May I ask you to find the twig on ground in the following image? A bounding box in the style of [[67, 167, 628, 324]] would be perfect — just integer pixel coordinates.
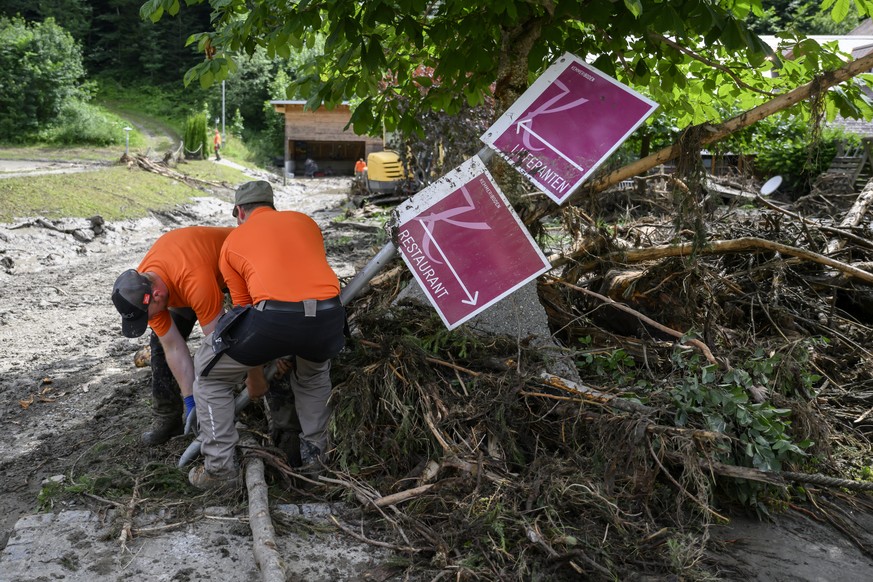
[[329, 515, 421, 553]]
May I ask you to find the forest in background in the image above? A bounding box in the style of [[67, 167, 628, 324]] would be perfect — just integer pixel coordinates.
[[0, 0, 311, 163], [0, 0, 870, 182]]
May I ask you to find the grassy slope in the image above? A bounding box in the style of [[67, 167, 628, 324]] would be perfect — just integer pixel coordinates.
[[0, 159, 249, 223], [0, 95, 256, 222]]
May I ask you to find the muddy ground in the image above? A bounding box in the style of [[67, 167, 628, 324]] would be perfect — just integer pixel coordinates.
[[0, 158, 872, 581], [0, 164, 398, 579]]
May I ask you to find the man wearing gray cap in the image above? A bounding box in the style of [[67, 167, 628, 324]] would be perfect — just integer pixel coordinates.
[[188, 180, 345, 490]]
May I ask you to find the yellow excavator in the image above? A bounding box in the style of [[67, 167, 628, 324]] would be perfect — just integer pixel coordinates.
[[364, 151, 407, 193], [353, 150, 419, 204]]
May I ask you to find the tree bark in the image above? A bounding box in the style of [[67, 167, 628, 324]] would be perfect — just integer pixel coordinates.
[[241, 431, 286, 582]]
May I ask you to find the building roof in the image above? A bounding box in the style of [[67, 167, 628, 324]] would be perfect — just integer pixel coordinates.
[[758, 35, 873, 57]]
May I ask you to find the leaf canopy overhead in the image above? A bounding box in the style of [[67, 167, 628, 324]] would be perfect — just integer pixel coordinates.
[[140, 0, 873, 135]]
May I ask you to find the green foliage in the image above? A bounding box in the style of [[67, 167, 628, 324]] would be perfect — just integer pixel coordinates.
[[0, 0, 94, 43], [749, 0, 862, 34], [415, 326, 483, 359], [183, 111, 209, 159], [95, 76, 209, 138], [668, 346, 816, 508], [230, 107, 245, 137], [0, 17, 87, 141], [37, 478, 67, 511], [576, 336, 645, 389], [721, 112, 860, 196], [140, 0, 873, 140], [35, 100, 128, 146]]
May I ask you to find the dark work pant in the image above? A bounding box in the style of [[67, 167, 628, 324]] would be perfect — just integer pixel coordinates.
[[226, 306, 345, 366], [149, 307, 196, 404]]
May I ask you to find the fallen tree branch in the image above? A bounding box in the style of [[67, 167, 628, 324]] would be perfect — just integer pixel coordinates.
[[358, 339, 482, 377], [241, 432, 286, 582], [649, 441, 729, 522], [755, 194, 873, 252], [825, 178, 873, 255], [668, 454, 873, 491], [373, 484, 436, 508], [328, 515, 421, 553], [549, 277, 720, 366], [121, 153, 228, 192], [552, 237, 873, 286], [118, 476, 141, 552]]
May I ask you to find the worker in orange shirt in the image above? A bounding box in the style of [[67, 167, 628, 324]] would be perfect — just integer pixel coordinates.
[[111, 226, 233, 446], [188, 180, 345, 490], [213, 128, 222, 161]]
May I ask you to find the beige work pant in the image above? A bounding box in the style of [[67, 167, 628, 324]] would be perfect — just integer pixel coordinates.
[[192, 333, 333, 473]]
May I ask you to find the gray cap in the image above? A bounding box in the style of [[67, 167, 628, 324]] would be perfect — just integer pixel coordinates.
[[233, 180, 274, 217]]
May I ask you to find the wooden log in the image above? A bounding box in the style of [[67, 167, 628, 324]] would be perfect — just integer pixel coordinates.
[[825, 178, 873, 255], [241, 431, 286, 582]]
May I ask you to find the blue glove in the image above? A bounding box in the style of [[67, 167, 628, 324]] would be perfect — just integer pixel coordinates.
[[184, 395, 197, 435], [184, 395, 196, 418]]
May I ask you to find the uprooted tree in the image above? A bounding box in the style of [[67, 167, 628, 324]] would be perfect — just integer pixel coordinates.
[[128, 2, 873, 580]]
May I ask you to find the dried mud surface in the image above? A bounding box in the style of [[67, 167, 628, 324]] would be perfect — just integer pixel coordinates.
[[0, 170, 380, 549]]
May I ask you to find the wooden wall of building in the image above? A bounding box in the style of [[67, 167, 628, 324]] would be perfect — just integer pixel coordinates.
[[272, 101, 383, 176]]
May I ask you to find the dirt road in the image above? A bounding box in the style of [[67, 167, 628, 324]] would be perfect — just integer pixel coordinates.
[[0, 167, 395, 579]]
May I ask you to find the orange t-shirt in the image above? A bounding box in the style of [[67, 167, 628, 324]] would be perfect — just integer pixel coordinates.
[[214, 132, 222, 147], [138, 226, 233, 336], [220, 207, 339, 306]]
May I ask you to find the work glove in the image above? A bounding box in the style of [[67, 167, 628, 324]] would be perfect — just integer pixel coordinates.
[[184, 395, 197, 435]]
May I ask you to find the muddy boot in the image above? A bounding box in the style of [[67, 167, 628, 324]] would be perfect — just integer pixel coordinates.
[[141, 398, 183, 445], [275, 431, 302, 468], [297, 439, 326, 484]]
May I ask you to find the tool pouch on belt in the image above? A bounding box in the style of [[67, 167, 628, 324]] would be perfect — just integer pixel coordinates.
[[202, 305, 250, 377]]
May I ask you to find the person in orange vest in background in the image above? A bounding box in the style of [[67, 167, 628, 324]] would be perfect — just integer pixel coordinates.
[[213, 129, 222, 161], [354, 157, 367, 187]]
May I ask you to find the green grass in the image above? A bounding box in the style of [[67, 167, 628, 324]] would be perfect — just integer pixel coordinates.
[[0, 87, 261, 221], [176, 158, 251, 184], [0, 145, 124, 163], [0, 161, 247, 222]]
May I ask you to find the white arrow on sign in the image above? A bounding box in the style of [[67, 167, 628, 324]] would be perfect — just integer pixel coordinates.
[[515, 118, 586, 175], [418, 218, 479, 306]]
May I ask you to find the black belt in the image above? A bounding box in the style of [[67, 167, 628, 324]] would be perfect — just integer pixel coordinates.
[[255, 297, 342, 313]]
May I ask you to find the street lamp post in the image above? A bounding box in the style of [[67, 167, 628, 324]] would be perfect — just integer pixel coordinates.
[[123, 126, 132, 156]]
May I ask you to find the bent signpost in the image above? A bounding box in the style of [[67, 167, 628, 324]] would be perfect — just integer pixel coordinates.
[[394, 157, 551, 329]]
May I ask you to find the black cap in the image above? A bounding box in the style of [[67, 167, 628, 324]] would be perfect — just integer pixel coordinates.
[[111, 269, 152, 338]]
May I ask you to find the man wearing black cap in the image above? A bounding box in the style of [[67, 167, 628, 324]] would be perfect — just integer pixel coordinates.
[[187, 180, 345, 489], [111, 226, 233, 445]]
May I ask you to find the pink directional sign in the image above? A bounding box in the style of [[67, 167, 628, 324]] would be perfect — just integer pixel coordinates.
[[395, 157, 551, 330], [481, 52, 658, 205]]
